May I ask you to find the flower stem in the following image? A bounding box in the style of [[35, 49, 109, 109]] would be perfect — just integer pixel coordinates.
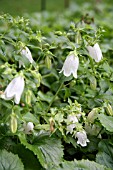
[[47, 82, 63, 112]]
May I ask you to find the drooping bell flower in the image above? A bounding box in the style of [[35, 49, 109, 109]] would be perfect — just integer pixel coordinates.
[[1, 76, 24, 104], [87, 43, 103, 62], [23, 122, 34, 134], [67, 114, 78, 134], [19, 46, 34, 67], [60, 51, 79, 78], [75, 130, 89, 147]]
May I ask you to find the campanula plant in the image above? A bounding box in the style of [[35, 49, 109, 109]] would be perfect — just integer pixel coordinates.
[[0, 3, 113, 169]]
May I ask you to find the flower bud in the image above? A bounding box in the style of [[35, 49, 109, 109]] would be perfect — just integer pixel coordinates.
[[54, 31, 62, 36], [31, 71, 42, 87], [45, 56, 52, 69], [76, 31, 82, 44], [49, 118, 54, 133], [90, 76, 97, 90], [23, 122, 34, 134], [10, 112, 17, 133], [25, 89, 32, 106], [87, 108, 98, 123], [106, 104, 113, 116]]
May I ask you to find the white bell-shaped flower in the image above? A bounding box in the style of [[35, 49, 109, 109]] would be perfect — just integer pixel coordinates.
[[67, 114, 78, 134], [75, 130, 90, 147], [19, 46, 34, 67], [60, 51, 79, 78], [87, 43, 103, 62], [1, 76, 24, 104], [24, 122, 34, 134]]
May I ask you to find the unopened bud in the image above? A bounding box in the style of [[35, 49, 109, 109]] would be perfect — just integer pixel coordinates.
[[49, 118, 54, 133], [21, 103, 25, 107], [24, 122, 34, 134], [10, 112, 17, 133], [0, 91, 3, 95], [90, 76, 97, 90], [87, 108, 98, 123], [25, 89, 32, 106], [45, 56, 52, 69], [106, 104, 113, 116], [76, 31, 82, 44], [31, 71, 42, 87], [54, 31, 62, 36]]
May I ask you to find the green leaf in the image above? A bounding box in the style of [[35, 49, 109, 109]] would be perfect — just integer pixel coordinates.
[[18, 133, 45, 167], [18, 132, 63, 169], [98, 114, 113, 132], [54, 160, 110, 170], [22, 112, 39, 124], [96, 140, 113, 169], [0, 149, 24, 170], [38, 91, 53, 103]]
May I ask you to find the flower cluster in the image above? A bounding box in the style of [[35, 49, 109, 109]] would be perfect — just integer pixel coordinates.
[[60, 43, 102, 78], [67, 114, 78, 134], [66, 113, 89, 147]]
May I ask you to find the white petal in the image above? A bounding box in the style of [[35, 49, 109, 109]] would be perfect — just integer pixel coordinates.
[[14, 76, 25, 104], [21, 46, 34, 63], [24, 122, 34, 134], [67, 115, 78, 134], [4, 77, 20, 99], [19, 60, 25, 68], [67, 124, 76, 134], [75, 131, 89, 147], [87, 46, 96, 61], [60, 53, 79, 78], [63, 68, 72, 77], [73, 71, 77, 78], [77, 140, 87, 147], [62, 55, 74, 77], [2, 76, 24, 104], [87, 43, 102, 62], [14, 93, 21, 104], [94, 43, 103, 62], [67, 115, 78, 123]]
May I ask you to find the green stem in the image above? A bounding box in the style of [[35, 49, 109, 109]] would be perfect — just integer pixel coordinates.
[[47, 82, 63, 112], [42, 73, 53, 79], [89, 57, 96, 75]]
